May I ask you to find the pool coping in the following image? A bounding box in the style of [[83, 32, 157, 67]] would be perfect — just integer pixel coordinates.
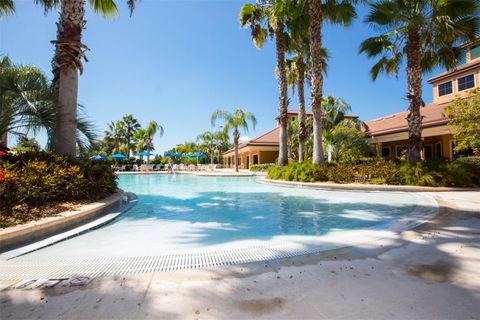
[[261, 177, 480, 192], [0, 189, 129, 254]]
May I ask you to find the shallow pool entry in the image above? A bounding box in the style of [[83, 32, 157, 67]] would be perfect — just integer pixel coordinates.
[[0, 175, 437, 280]]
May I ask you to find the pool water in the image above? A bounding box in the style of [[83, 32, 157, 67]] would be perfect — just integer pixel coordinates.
[[16, 175, 437, 260]]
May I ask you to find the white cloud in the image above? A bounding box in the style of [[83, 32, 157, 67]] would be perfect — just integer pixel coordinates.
[[239, 136, 252, 143]]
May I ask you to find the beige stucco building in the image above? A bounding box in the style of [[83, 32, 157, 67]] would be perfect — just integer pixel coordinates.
[[365, 39, 480, 160], [224, 40, 480, 168]]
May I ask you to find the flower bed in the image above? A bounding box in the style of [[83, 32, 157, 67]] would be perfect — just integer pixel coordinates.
[[0, 152, 117, 227]]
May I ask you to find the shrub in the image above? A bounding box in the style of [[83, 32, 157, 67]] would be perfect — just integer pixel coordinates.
[[0, 152, 117, 225], [250, 163, 276, 172], [267, 159, 479, 187]]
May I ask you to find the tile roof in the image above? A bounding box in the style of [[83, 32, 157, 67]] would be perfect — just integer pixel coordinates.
[[364, 103, 449, 136], [427, 59, 480, 83]]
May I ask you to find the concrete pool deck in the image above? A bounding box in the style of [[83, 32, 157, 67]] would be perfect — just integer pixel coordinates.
[[1, 191, 479, 319]]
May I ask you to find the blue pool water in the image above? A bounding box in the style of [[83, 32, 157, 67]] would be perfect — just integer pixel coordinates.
[[17, 174, 437, 259]]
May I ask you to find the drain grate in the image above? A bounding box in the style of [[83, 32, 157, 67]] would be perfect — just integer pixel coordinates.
[[0, 245, 310, 281]]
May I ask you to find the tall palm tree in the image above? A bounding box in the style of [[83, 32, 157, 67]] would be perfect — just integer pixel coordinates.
[[135, 120, 164, 163], [120, 114, 141, 157], [360, 0, 479, 162], [197, 131, 216, 164], [211, 108, 257, 172], [240, 0, 289, 166], [35, 0, 136, 156], [308, 0, 357, 165]]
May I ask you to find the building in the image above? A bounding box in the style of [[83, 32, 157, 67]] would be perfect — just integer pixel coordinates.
[[222, 110, 357, 169], [365, 39, 480, 160], [223, 40, 479, 168]]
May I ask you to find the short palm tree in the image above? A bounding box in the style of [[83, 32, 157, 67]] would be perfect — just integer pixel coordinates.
[[240, 0, 289, 166], [359, 0, 479, 163], [211, 108, 257, 172], [0, 56, 96, 151], [104, 121, 125, 154], [308, 0, 357, 165], [197, 131, 216, 164], [213, 130, 230, 164], [136, 120, 164, 163], [121, 114, 141, 157], [321, 96, 364, 160]]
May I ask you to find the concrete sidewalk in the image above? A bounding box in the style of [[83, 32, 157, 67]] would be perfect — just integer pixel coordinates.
[[1, 192, 479, 319]]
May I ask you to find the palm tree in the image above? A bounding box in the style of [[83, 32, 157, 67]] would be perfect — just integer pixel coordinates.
[[0, 0, 14, 17], [321, 96, 364, 160], [240, 0, 289, 166], [9, 0, 134, 155], [213, 130, 229, 164], [0, 56, 97, 151], [104, 121, 125, 154], [121, 114, 141, 157], [359, 0, 479, 163], [197, 131, 216, 164], [308, 0, 357, 165], [135, 120, 164, 164], [211, 108, 257, 172]]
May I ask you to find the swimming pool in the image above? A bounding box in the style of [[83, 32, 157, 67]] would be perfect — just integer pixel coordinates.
[[14, 174, 437, 261]]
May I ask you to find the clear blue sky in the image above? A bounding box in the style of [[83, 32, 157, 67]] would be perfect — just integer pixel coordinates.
[[1, 0, 442, 153]]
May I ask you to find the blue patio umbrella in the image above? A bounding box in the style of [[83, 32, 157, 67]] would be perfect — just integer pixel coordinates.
[[164, 152, 182, 157], [135, 151, 154, 157], [110, 154, 127, 159], [90, 155, 106, 160], [181, 154, 191, 158]]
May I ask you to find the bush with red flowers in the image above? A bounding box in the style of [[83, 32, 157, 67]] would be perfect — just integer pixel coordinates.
[[0, 152, 117, 227]]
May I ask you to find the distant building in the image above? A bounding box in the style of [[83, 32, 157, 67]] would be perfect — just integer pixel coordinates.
[[222, 110, 358, 169], [365, 39, 480, 160]]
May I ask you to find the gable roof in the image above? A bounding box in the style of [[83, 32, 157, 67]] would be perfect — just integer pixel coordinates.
[[364, 103, 449, 136]]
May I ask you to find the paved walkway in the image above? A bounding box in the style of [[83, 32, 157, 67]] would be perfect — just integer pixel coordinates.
[[1, 192, 479, 319]]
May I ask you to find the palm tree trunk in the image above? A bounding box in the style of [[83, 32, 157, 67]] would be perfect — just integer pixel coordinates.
[[296, 57, 306, 163], [210, 144, 214, 164], [274, 23, 289, 167], [309, 0, 325, 165], [53, 0, 86, 156], [0, 132, 7, 149], [406, 30, 423, 163], [233, 128, 240, 172]]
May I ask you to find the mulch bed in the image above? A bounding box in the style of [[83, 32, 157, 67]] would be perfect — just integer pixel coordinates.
[[0, 201, 89, 229]]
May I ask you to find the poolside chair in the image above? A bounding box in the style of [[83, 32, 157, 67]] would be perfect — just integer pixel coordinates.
[[132, 164, 139, 171]]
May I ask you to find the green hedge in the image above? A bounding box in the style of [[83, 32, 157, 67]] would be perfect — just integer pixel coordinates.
[[0, 152, 117, 226], [250, 163, 276, 172], [267, 159, 480, 187]]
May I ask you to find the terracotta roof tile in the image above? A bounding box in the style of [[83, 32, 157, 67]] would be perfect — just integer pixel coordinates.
[[365, 103, 449, 136]]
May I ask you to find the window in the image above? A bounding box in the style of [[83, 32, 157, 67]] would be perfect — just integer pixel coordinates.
[[471, 45, 480, 60], [424, 145, 433, 160], [458, 74, 475, 91], [438, 81, 453, 96], [381, 147, 390, 157]]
